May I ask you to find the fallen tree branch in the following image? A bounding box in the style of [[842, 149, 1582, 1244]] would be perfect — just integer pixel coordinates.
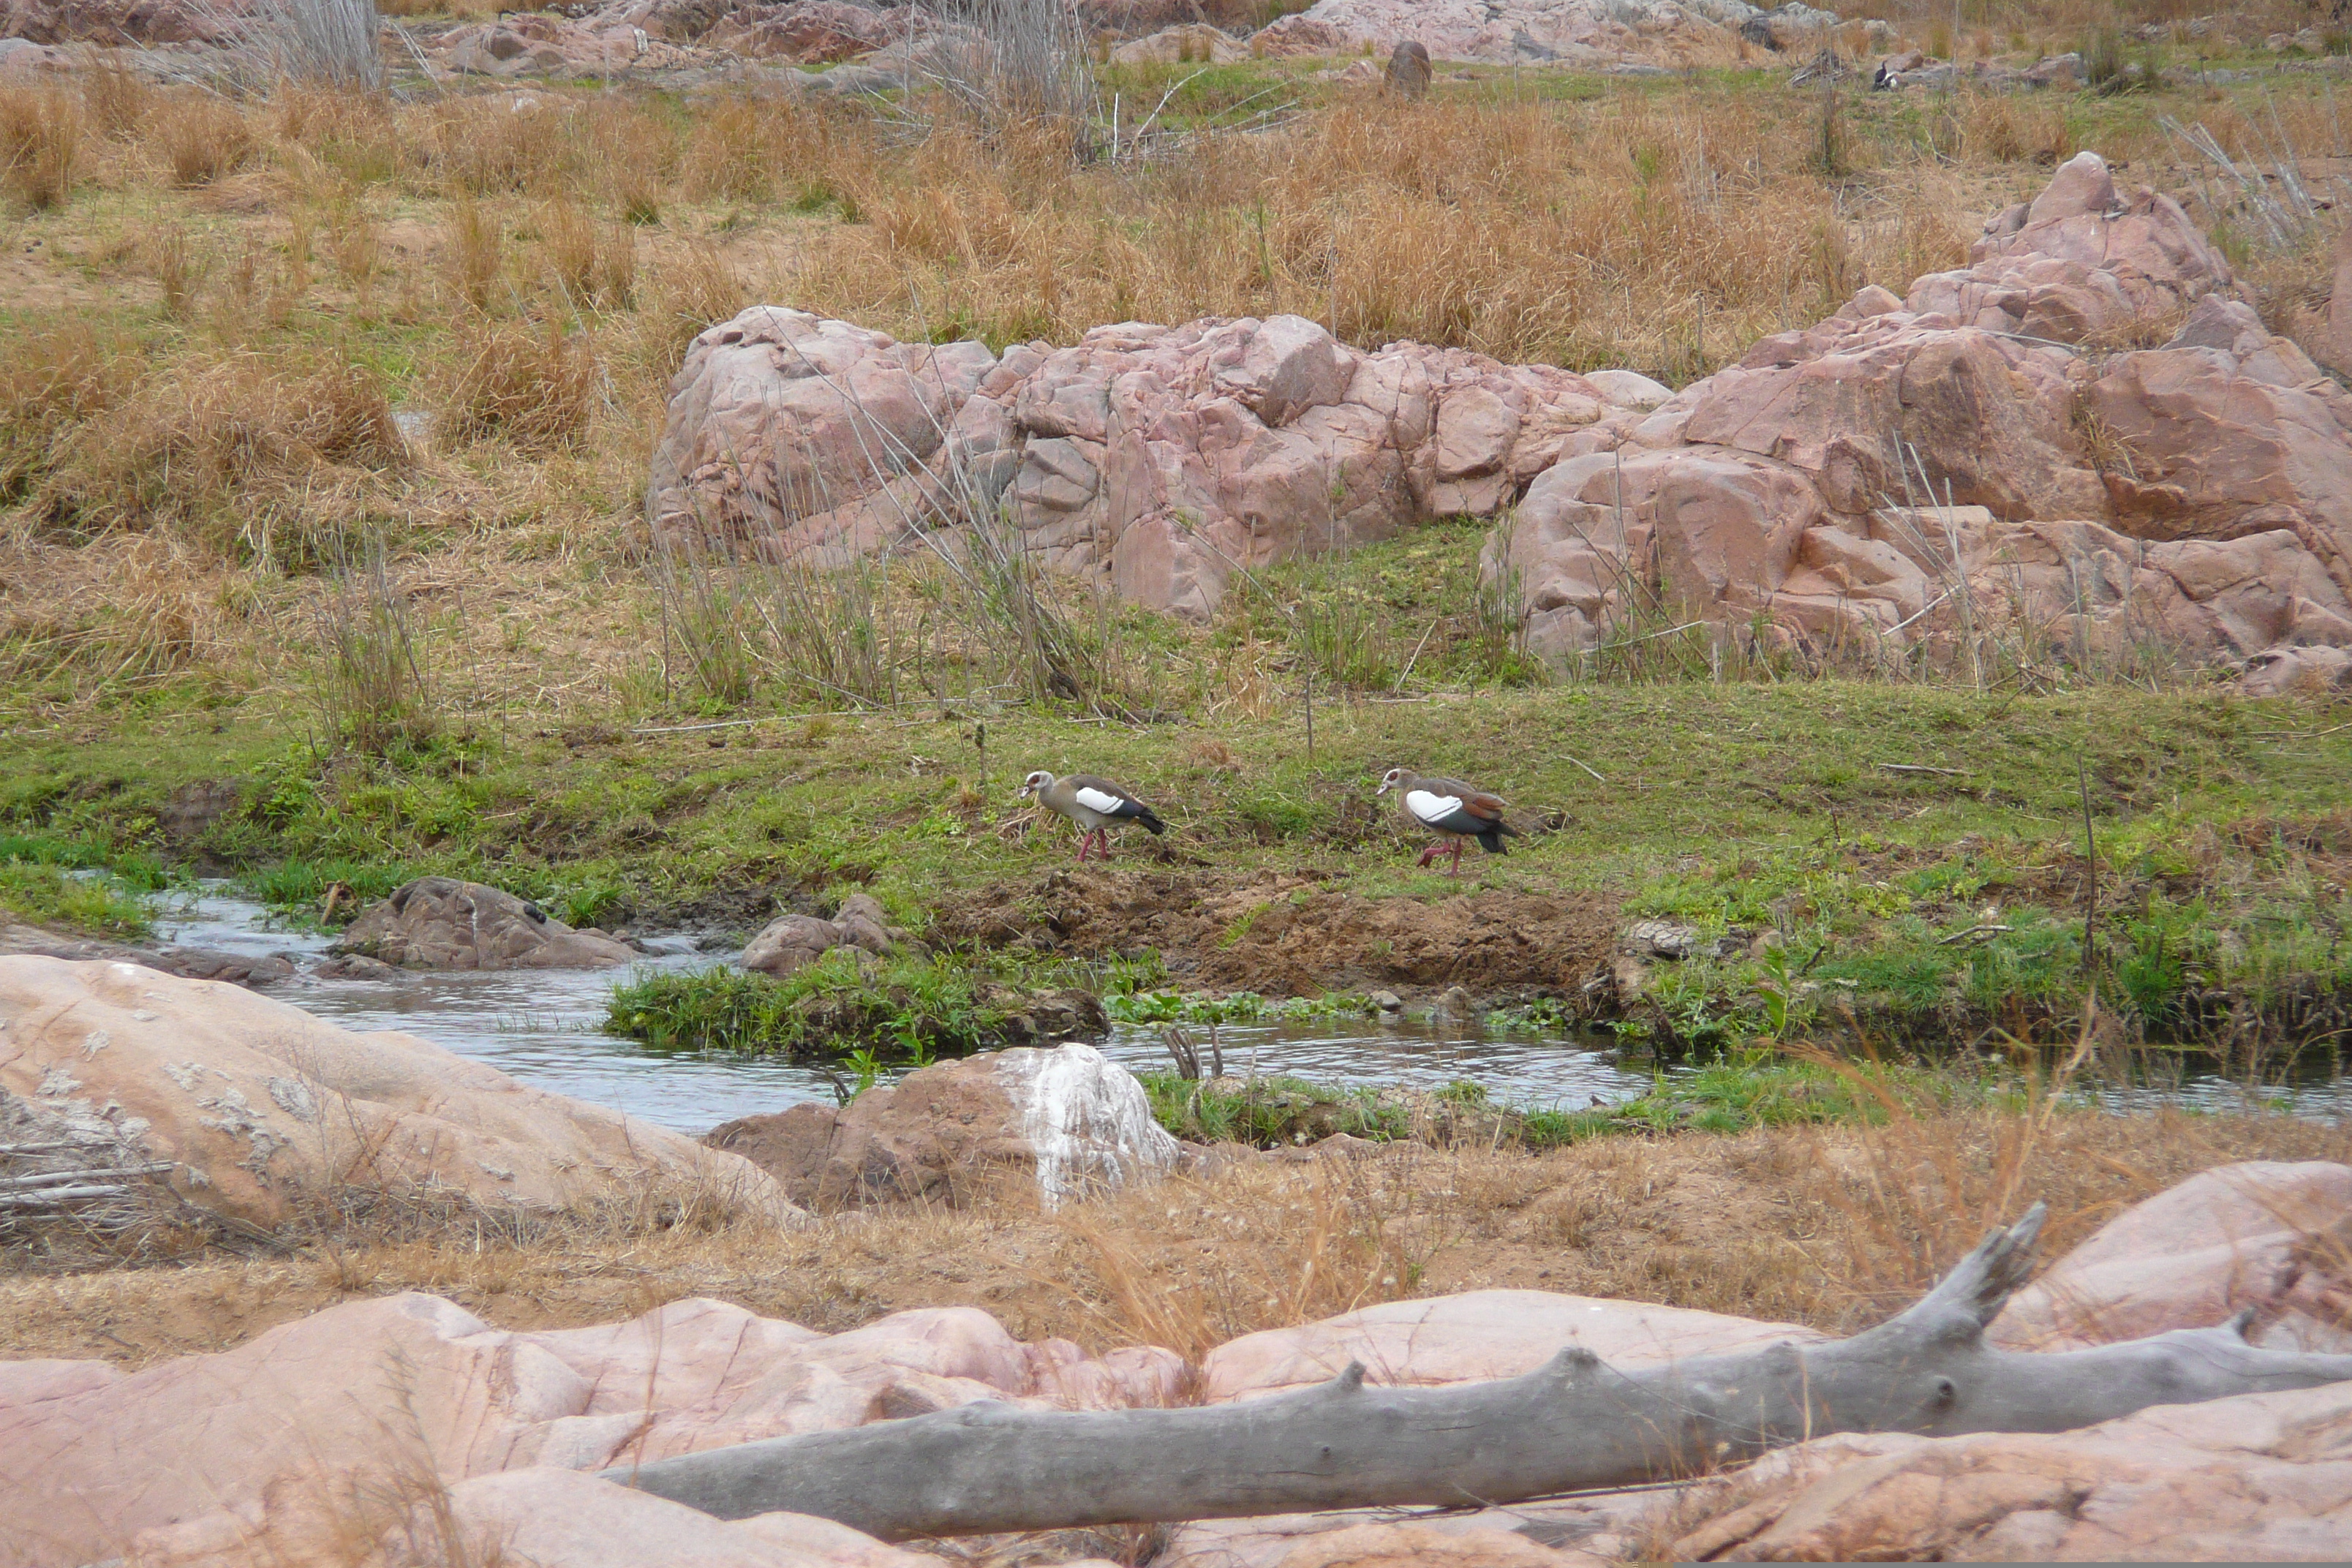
[[608, 1204, 2352, 1538]]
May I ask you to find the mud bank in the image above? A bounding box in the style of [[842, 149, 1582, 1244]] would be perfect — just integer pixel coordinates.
[[935, 867, 1618, 998]]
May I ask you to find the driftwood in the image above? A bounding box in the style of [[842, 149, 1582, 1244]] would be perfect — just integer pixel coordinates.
[[608, 1205, 2352, 1539]]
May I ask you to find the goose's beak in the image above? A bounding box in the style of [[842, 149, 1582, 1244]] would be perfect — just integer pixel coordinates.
[[1376, 780, 1394, 795]]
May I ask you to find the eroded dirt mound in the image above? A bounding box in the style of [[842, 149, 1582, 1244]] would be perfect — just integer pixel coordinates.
[[935, 867, 1616, 995]]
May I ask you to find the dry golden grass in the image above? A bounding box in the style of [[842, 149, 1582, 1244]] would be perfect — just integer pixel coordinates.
[[37, 349, 405, 550], [0, 61, 2342, 720], [154, 91, 257, 188], [441, 319, 602, 452], [0, 82, 83, 211], [4, 1105, 2343, 1373]]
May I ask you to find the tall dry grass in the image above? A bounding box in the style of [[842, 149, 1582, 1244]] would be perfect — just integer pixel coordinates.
[[440, 320, 601, 451], [0, 83, 83, 211], [3, 61, 2347, 712], [37, 350, 406, 556]]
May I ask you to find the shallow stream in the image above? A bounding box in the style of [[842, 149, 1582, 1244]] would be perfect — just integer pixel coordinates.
[[153, 885, 2339, 1135]]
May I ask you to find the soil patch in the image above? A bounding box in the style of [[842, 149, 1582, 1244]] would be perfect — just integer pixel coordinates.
[[934, 867, 1618, 997]]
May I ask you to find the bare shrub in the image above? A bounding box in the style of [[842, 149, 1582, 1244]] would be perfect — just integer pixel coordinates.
[[442, 319, 600, 451], [0, 83, 84, 211], [191, 0, 386, 88], [926, 0, 1100, 128]]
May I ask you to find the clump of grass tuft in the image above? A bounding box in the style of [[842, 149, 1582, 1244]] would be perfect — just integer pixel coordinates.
[[0, 320, 140, 500], [154, 91, 256, 186], [441, 319, 600, 451], [0, 83, 84, 211], [311, 537, 441, 758], [447, 193, 504, 310], [38, 350, 404, 551], [538, 196, 636, 312]]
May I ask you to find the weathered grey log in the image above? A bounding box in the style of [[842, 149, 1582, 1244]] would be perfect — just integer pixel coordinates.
[[606, 1203, 2352, 1539], [0, 1163, 173, 1191], [0, 1183, 132, 1207]]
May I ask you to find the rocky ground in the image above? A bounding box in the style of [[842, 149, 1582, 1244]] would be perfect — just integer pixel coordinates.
[[4, 968, 2351, 1567]]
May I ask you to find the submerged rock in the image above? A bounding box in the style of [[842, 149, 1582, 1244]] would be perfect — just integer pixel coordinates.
[[706, 1041, 1178, 1208], [741, 892, 903, 979], [336, 877, 636, 970]]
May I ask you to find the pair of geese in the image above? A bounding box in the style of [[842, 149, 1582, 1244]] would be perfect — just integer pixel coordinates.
[[1017, 766, 1517, 875]]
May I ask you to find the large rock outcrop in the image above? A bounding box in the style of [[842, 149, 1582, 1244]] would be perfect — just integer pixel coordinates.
[[1247, 0, 1839, 67], [1495, 152, 2352, 671], [0, 955, 789, 1229], [335, 876, 636, 970], [706, 1041, 1179, 1207], [650, 154, 2352, 674], [649, 309, 1648, 621]]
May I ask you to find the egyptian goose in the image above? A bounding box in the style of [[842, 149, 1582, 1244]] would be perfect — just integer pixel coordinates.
[[1018, 771, 1166, 862], [1377, 767, 1520, 875]]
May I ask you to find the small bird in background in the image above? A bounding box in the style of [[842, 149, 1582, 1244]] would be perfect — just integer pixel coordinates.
[[1017, 771, 1166, 863], [1378, 767, 1520, 876]]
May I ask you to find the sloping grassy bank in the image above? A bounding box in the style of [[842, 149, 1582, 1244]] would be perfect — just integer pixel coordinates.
[[5, 681, 2347, 1060]]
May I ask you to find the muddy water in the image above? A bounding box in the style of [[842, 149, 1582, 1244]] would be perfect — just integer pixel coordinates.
[[153, 887, 2337, 1135]]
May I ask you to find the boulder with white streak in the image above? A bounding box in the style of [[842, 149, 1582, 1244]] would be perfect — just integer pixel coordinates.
[[704, 1042, 1180, 1207]]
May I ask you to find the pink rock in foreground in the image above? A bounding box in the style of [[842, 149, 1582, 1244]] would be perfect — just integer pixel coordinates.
[[1668, 1381, 2352, 1560], [1200, 1289, 1825, 1401], [0, 1292, 1185, 1567], [1990, 1160, 2352, 1353]]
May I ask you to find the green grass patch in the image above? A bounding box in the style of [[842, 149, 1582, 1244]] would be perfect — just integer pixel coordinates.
[[606, 949, 1014, 1063], [0, 828, 173, 937], [1108, 988, 1372, 1025]]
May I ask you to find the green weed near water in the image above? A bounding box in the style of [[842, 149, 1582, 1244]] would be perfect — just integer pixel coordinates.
[[607, 949, 1009, 1061], [0, 830, 170, 938], [1109, 989, 1373, 1025]]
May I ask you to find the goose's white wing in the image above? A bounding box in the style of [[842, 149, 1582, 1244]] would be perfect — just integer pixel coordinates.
[[1406, 789, 1463, 826], [1074, 785, 1126, 814]]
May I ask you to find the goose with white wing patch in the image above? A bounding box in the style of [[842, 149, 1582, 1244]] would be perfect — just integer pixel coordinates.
[[1377, 766, 1520, 876], [1018, 771, 1167, 863]]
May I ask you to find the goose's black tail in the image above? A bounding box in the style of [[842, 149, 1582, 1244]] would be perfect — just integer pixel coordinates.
[[1136, 808, 1167, 835]]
